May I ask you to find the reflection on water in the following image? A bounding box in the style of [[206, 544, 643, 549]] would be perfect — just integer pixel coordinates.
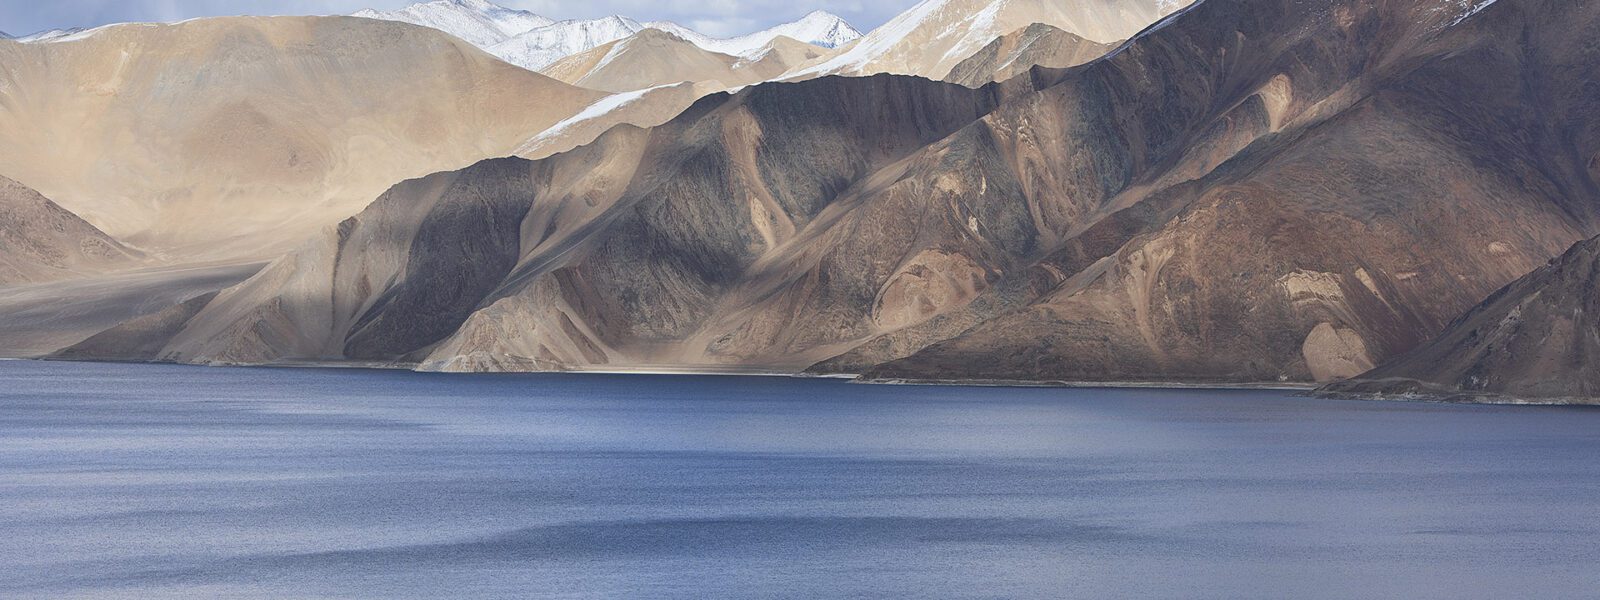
[[1, 361, 1597, 598]]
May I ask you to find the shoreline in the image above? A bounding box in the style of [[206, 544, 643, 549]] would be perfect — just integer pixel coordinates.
[[20, 356, 1596, 406]]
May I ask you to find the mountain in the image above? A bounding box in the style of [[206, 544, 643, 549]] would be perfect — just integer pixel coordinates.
[[789, 0, 1189, 80], [487, 12, 862, 72], [648, 11, 862, 57], [354, 1, 860, 72], [855, 0, 1600, 385], [353, 0, 552, 48], [488, 16, 647, 71], [746, 36, 832, 69], [54, 291, 222, 362], [56, 0, 1600, 386], [945, 23, 1117, 87], [0, 175, 139, 286], [88, 75, 1031, 367], [541, 30, 822, 93], [1323, 236, 1600, 403], [0, 16, 604, 261]]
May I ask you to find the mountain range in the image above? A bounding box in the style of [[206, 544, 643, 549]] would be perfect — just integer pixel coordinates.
[[6, 0, 1600, 404], [353, 0, 863, 71]]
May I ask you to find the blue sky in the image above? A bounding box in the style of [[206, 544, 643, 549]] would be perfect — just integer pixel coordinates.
[[0, 0, 920, 39]]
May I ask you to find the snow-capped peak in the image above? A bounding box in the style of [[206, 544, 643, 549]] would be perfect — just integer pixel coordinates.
[[488, 16, 647, 71], [352, 0, 862, 71], [353, 0, 552, 48], [782, 11, 864, 49]]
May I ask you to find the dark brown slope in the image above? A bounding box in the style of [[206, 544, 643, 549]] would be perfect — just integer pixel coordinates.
[[133, 74, 1037, 367], [62, 0, 1600, 383], [1323, 236, 1600, 403], [856, 0, 1600, 384], [0, 175, 139, 286]]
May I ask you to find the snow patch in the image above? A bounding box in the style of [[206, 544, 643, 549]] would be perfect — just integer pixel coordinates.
[[516, 83, 679, 153]]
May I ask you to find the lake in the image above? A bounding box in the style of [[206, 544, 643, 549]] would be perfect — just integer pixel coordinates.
[[1, 360, 1597, 598]]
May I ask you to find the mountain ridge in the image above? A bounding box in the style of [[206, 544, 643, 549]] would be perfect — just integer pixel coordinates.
[[353, 0, 862, 71]]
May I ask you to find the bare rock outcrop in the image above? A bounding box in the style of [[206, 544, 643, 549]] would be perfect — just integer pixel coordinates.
[[1323, 236, 1600, 403]]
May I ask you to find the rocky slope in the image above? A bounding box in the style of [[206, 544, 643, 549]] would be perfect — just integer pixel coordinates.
[[1323, 236, 1600, 403], [0, 16, 604, 261], [859, 0, 1600, 384], [0, 175, 140, 286], [103, 75, 1036, 367], [58, 0, 1600, 388], [945, 24, 1117, 87]]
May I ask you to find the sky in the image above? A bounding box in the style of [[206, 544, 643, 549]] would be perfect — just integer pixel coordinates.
[[0, 0, 921, 39]]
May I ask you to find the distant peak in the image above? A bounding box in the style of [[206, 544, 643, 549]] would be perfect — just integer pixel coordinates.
[[630, 28, 689, 43], [799, 10, 849, 22]]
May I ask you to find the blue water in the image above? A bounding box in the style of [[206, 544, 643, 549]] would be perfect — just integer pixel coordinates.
[[1, 361, 1597, 599]]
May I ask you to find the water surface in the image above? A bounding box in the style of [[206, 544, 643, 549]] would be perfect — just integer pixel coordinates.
[[2, 361, 1597, 598]]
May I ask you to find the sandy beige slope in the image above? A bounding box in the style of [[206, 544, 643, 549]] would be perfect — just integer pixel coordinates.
[[0, 174, 140, 286], [542, 30, 830, 94], [541, 29, 742, 93], [0, 17, 604, 261], [945, 24, 1117, 87]]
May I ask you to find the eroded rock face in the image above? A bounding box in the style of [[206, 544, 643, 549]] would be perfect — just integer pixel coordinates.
[[63, 0, 1600, 386], [1325, 236, 1600, 402]]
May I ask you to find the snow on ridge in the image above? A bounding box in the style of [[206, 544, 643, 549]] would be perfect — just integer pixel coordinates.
[[352, 1, 861, 70], [1446, 0, 1499, 26], [789, 0, 957, 78], [517, 83, 685, 152], [353, 0, 552, 48]]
